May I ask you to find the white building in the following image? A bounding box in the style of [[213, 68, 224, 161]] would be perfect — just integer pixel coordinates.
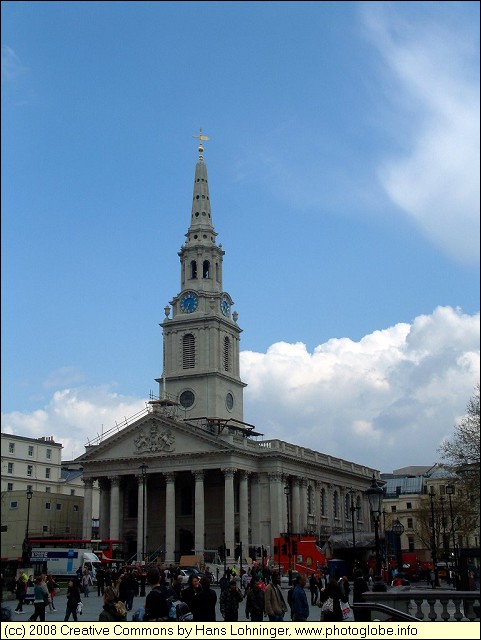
[[77, 140, 380, 566], [1, 433, 99, 560]]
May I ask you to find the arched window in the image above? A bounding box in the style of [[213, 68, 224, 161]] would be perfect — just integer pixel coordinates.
[[356, 496, 362, 521], [320, 488, 326, 516], [223, 337, 231, 372], [215, 263, 219, 282], [190, 260, 197, 279], [203, 260, 210, 278], [307, 485, 313, 515], [333, 491, 339, 519], [182, 334, 195, 369]]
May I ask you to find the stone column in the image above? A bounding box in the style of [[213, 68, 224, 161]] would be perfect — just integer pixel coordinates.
[[98, 478, 110, 539], [300, 478, 308, 533], [109, 476, 120, 539], [222, 468, 236, 563], [193, 471, 205, 557], [249, 473, 260, 547], [164, 473, 176, 563], [291, 478, 301, 534], [82, 478, 94, 539], [268, 472, 284, 543], [136, 474, 148, 561], [239, 471, 249, 556]]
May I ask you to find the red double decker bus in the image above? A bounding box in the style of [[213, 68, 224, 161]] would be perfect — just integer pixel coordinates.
[[27, 538, 125, 563]]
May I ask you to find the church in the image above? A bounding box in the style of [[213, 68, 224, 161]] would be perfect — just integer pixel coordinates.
[[77, 136, 379, 566]]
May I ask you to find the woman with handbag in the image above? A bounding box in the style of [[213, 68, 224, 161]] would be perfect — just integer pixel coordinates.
[[28, 577, 49, 622], [319, 577, 344, 621]]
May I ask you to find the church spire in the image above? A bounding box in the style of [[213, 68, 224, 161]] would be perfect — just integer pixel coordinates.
[[187, 129, 216, 242]]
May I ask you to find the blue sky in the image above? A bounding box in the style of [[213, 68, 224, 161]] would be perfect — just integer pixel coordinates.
[[2, 1, 479, 471]]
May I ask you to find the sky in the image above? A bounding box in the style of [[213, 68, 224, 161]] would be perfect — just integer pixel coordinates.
[[2, 1, 479, 473]]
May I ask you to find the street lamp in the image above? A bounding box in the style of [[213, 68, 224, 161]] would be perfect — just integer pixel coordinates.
[[139, 463, 148, 597], [428, 488, 440, 587], [284, 484, 292, 585], [445, 484, 457, 589], [366, 474, 384, 579], [25, 488, 33, 539], [391, 518, 404, 579], [348, 489, 360, 574]]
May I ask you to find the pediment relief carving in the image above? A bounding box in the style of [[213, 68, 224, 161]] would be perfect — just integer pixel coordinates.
[[134, 425, 175, 454]]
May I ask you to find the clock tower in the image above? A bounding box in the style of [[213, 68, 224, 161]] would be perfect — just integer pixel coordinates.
[[158, 134, 246, 422]]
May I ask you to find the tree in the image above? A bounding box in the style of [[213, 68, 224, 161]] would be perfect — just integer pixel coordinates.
[[438, 384, 480, 497]]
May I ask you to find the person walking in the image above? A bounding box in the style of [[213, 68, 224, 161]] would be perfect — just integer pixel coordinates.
[[181, 574, 202, 621], [195, 576, 217, 622], [319, 577, 344, 622], [14, 575, 27, 613], [144, 568, 169, 622], [352, 570, 370, 622], [28, 577, 48, 622], [245, 579, 265, 621], [264, 571, 288, 622], [96, 567, 106, 597], [291, 573, 309, 622], [220, 579, 243, 622], [98, 586, 127, 622], [64, 579, 81, 622], [309, 573, 319, 605], [46, 575, 58, 612]]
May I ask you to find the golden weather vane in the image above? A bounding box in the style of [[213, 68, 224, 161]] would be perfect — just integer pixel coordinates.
[[193, 128, 209, 157]]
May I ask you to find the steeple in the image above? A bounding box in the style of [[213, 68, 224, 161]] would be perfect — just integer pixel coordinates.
[[158, 132, 246, 422]]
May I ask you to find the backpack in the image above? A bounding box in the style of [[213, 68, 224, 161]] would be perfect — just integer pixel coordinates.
[[167, 597, 193, 622]]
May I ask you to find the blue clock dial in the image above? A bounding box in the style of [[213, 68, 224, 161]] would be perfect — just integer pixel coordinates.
[[220, 296, 230, 316], [180, 292, 198, 313]]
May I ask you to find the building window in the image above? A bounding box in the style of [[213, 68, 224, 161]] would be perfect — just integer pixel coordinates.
[[8, 442, 14, 453], [27, 484, 32, 490], [179, 389, 195, 409], [408, 536, 415, 552], [56, 503, 62, 510], [407, 518, 413, 529], [28, 446, 34, 456], [180, 486, 192, 516], [7, 462, 13, 474], [182, 334, 195, 369], [223, 337, 231, 372], [7, 483, 13, 491], [391, 505, 397, 512], [27, 465, 33, 477], [73, 505, 79, 512], [45, 487, 51, 493], [307, 485, 313, 514], [406, 502, 412, 509], [10, 501, 18, 509], [70, 489, 75, 496], [190, 260, 197, 279], [45, 502, 51, 510], [356, 496, 362, 520], [440, 485, 445, 495], [45, 468, 51, 479], [46, 449, 52, 459], [1, 525, 7, 532], [333, 491, 339, 519], [202, 260, 210, 278], [320, 488, 326, 517], [65, 527, 71, 534], [345, 493, 351, 520], [42, 525, 49, 533]]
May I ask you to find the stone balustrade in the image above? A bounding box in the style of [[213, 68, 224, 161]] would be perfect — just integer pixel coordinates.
[[364, 589, 480, 622]]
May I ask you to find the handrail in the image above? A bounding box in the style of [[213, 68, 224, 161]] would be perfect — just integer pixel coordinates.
[[352, 602, 420, 622]]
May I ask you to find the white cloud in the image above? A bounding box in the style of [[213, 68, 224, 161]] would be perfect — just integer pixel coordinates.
[[362, 3, 480, 265], [1, 45, 25, 81], [1, 307, 478, 472]]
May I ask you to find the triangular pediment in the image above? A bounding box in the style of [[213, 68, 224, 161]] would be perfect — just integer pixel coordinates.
[[78, 413, 236, 465]]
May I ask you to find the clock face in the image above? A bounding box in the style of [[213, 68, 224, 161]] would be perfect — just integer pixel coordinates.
[[180, 292, 198, 313], [220, 296, 230, 317]]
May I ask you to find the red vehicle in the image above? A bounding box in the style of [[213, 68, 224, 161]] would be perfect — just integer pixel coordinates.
[[273, 535, 327, 576], [27, 538, 125, 563]]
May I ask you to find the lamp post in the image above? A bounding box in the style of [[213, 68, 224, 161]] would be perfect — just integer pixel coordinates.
[[348, 489, 360, 574], [284, 484, 292, 585], [391, 519, 404, 579], [439, 496, 449, 566], [429, 488, 439, 587], [445, 484, 457, 589], [25, 488, 33, 540], [366, 474, 384, 579], [139, 463, 148, 597]]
